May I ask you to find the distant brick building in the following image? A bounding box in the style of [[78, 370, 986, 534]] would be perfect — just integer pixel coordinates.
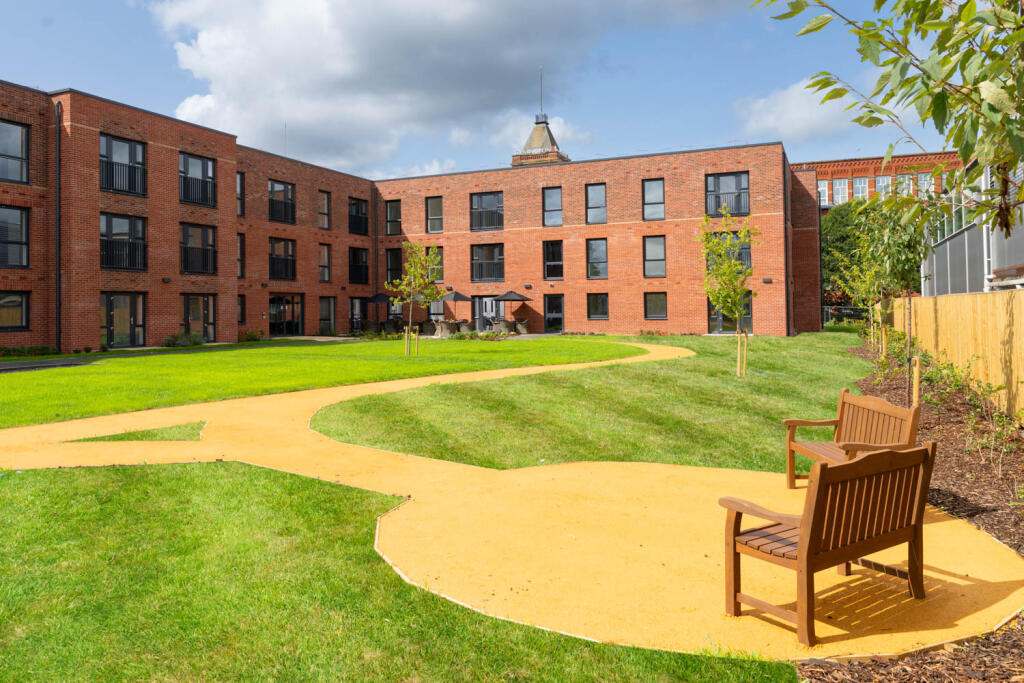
[[1, 77, 835, 351]]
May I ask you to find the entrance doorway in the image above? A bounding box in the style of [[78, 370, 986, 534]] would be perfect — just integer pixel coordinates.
[[707, 295, 752, 334], [182, 294, 216, 342], [349, 297, 367, 333], [270, 293, 304, 336], [544, 294, 564, 333], [101, 292, 145, 348], [472, 295, 505, 332]]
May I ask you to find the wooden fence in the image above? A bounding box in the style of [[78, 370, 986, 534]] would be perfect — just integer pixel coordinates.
[[892, 290, 1023, 416]]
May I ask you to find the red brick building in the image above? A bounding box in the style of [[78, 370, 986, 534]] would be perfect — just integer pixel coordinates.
[[1, 79, 828, 351]]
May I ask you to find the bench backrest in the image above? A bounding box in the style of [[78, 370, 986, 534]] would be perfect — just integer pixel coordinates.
[[833, 388, 920, 447], [801, 443, 936, 558]]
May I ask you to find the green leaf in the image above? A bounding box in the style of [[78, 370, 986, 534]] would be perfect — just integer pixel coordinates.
[[859, 35, 881, 65], [979, 80, 1017, 114], [920, 54, 944, 81], [931, 90, 949, 131], [796, 13, 833, 36], [881, 142, 894, 172], [919, 20, 952, 31], [771, 0, 808, 21], [821, 87, 848, 103]]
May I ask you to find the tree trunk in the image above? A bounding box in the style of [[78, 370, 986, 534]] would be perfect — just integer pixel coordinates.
[[905, 289, 913, 407], [406, 302, 414, 357], [742, 330, 749, 377], [736, 328, 742, 378]]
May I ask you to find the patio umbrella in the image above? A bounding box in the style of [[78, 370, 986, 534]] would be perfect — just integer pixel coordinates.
[[368, 292, 391, 321], [442, 290, 471, 321], [494, 291, 532, 321]]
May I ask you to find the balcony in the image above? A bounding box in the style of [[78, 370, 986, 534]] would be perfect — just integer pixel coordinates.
[[706, 191, 749, 217], [269, 198, 296, 224], [349, 214, 368, 234], [101, 238, 147, 271], [470, 261, 504, 282], [270, 255, 296, 280], [349, 264, 369, 284], [180, 175, 217, 207], [100, 160, 146, 195], [180, 245, 217, 274]]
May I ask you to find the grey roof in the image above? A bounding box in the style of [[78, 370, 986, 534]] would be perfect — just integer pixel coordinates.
[[519, 117, 561, 155]]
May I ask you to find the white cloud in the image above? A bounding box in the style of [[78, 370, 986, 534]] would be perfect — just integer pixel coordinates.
[[488, 110, 593, 152], [149, 0, 745, 175], [373, 158, 458, 180], [736, 78, 854, 143]]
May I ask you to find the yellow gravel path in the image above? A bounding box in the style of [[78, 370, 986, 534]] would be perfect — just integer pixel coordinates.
[[1, 340, 1022, 662]]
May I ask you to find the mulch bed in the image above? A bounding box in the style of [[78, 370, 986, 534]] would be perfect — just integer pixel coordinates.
[[798, 343, 1024, 682]]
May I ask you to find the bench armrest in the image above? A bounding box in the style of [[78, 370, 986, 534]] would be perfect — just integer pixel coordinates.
[[837, 441, 910, 454], [781, 418, 838, 428], [718, 497, 803, 527]]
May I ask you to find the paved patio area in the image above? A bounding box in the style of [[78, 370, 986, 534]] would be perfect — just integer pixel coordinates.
[[1, 341, 1022, 662]]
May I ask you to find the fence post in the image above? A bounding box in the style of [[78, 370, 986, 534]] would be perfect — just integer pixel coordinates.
[[912, 356, 921, 406]]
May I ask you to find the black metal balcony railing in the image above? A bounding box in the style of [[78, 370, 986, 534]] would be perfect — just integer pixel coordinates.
[[349, 214, 368, 234], [349, 264, 369, 284], [100, 159, 147, 195], [180, 245, 217, 274], [100, 238, 147, 271], [471, 261, 504, 282], [269, 198, 296, 223], [180, 175, 217, 207], [269, 255, 296, 280], [706, 191, 749, 217]]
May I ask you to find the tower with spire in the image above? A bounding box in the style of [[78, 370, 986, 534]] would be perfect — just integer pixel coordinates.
[[510, 69, 570, 167]]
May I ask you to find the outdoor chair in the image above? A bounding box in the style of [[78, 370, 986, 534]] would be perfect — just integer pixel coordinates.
[[720, 442, 936, 646], [458, 320, 472, 334], [783, 389, 920, 489], [515, 318, 529, 335]]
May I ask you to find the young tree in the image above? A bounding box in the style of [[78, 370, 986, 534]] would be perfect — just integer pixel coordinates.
[[821, 200, 865, 304], [699, 210, 759, 377], [385, 242, 445, 357], [757, 0, 1024, 239], [830, 233, 890, 346]]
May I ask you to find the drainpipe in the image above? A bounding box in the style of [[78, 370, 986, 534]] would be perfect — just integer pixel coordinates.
[[54, 100, 63, 352]]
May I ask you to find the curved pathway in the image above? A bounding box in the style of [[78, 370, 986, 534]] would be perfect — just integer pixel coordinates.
[[1, 340, 1022, 663]]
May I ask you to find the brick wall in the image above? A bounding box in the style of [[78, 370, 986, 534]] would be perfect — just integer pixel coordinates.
[[790, 168, 822, 332]]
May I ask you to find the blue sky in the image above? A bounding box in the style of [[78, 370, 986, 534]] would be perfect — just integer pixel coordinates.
[[1, 1, 946, 178]]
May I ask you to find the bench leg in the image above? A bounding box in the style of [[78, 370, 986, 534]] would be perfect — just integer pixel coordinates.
[[797, 568, 816, 647], [908, 529, 925, 599], [837, 561, 851, 576], [725, 511, 741, 616], [786, 447, 796, 489]]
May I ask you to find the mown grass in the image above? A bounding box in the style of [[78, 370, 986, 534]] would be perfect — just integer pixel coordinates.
[[313, 332, 870, 473], [0, 463, 795, 681], [72, 422, 206, 442], [0, 337, 639, 429]]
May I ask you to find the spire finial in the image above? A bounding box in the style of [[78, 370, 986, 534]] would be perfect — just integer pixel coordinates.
[[536, 67, 547, 124]]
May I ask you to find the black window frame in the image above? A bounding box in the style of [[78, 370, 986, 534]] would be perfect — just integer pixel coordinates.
[[268, 179, 296, 224], [542, 240, 563, 280], [642, 178, 665, 221], [0, 291, 28, 330], [269, 237, 297, 281], [179, 223, 217, 275], [586, 183, 607, 224], [586, 238, 608, 279], [319, 296, 336, 335], [100, 291, 146, 348], [178, 151, 217, 207], [318, 243, 331, 282], [385, 247, 403, 283], [426, 196, 443, 234], [643, 235, 666, 279], [385, 200, 402, 235], [0, 119, 29, 185], [318, 190, 331, 230], [237, 233, 245, 278], [587, 293, 609, 320], [470, 243, 504, 282], [99, 133, 146, 196], [543, 186, 562, 226], [182, 293, 216, 342], [349, 197, 369, 235], [100, 212, 147, 272], [236, 172, 245, 216], [429, 246, 444, 283], [470, 191, 504, 231], [238, 294, 246, 324], [644, 292, 668, 320], [349, 246, 369, 284], [0, 204, 29, 269], [705, 172, 750, 217]]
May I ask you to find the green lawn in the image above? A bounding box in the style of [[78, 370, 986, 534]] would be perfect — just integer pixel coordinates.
[[0, 337, 639, 429], [0, 338, 311, 363], [0, 463, 794, 681], [73, 422, 205, 442], [312, 332, 870, 473]]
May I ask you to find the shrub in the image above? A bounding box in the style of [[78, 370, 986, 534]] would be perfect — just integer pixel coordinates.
[[318, 325, 338, 337], [163, 332, 204, 348], [0, 345, 58, 357], [83, 346, 92, 353], [238, 329, 264, 343]]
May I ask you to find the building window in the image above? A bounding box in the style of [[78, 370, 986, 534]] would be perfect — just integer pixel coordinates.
[[706, 232, 752, 269], [269, 179, 296, 223], [918, 172, 933, 196], [100, 133, 145, 195], [897, 174, 914, 196], [318, 190, 331, 229], [642, 178, 665, 220], [100, 213, 146, 271], [470, 191, 503, 231], [426, 196, 443, 233], [586, 238, 607, 279], [319, 296, 336, 335], [0, 120, 28, 184], [817, 180, 829, 206], [543, 187, 562, 226], [385, 200, 402, 235], [386, 248, 402, 282], [180, 224, 217, 274], [470, 243, 504, 282], [182, 294, 216, 342], [349, 198, 369, 234], [428, 246, 443, 283], [875, 175, 891, 197], [705, 172, 749, 216], [269, 237, 296, 280], [586, 183, 607, 224], [238, 294, 245, 324], [100, 292, 145, 348], [644, 292, 668, 320], [0, 291, 28, 330], [643, 235, 666, 278], [852, 177, 868, 200], [0, 205, 29, 268], [179, 152, 216, 206], [429, 300, 444, 321], [587, 293, 609, 320], [832, 178, 849, 204], [236, 172, 245, 216], [708, 293, 752, 334], [237, 233, 245, 278], [318, 243, 331, 282], [349, 247, 369, 284], [543, 240, 563, 279]]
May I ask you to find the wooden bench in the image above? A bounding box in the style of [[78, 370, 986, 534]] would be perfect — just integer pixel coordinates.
[[784, 389, 920, 489], [720, 443, 936, 646]]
